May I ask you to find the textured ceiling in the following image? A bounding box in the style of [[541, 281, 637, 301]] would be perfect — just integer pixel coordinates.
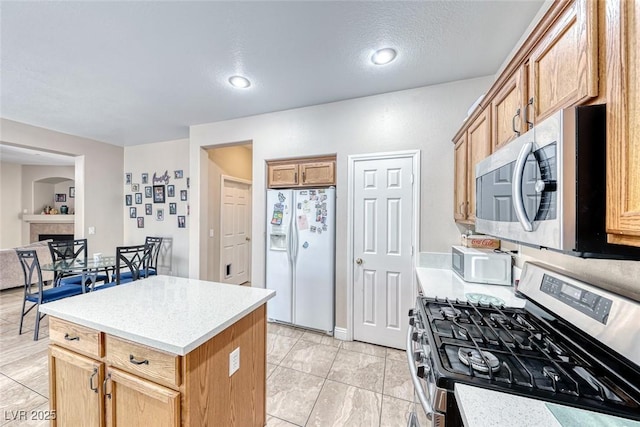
[[1, 1, 544, 147]]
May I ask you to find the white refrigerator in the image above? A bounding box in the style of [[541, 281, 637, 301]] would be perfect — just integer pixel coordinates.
[[266, 188, 335, 333]]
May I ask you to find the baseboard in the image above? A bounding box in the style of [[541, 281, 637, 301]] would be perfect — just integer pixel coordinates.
[[333, 327, 348, 341]]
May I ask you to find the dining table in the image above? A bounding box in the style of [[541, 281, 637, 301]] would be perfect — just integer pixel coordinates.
[[41, 256, 117, 292]]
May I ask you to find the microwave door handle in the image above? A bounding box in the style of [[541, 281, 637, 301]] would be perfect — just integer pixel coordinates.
[[512, 142, 534, 232]]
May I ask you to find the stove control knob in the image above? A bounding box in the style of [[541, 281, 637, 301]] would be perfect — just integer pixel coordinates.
[[409, 317, 415, 326], [417, 364, 431, 378], [408, 309, 415, 317], [413, 350, 424, 362], [412, 331, 420, 342]]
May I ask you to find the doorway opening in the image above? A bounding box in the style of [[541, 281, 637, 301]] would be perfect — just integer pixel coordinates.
[[206, 143, 253, 284]]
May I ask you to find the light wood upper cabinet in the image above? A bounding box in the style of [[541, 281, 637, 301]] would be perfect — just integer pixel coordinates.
[[491, 68, 526, 151], [466, 109, 492, 223], [453, 134, 468, 222], [527, 0, 598, 125], [267, 163, 299, 187], [267, 156, 336, 188], [453, 108, 491, 224], [105, 367, 180, 427], [606, 0, 640, 247], [50, 346, 104, 427], [300, 161, 335, 186]]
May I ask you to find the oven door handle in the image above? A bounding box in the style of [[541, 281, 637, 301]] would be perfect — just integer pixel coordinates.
[[512, 141, 534, 232], [406, 325, 434, 420]]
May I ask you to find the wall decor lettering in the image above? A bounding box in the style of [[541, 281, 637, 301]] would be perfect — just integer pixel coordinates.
[[152, 170, 170, 185]]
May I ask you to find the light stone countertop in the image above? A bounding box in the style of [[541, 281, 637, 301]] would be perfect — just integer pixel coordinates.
[[39, 275, 275, 355], [455, 384, 640, 427]]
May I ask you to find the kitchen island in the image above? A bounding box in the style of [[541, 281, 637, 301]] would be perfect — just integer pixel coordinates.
[[39, 275, 275, 427]]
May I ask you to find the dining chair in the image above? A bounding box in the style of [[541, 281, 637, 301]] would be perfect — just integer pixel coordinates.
[[48, 239, 108, 287], [96, 243, 152, 291], [16, 249, 83, 340], [145, 236, 163, 276]]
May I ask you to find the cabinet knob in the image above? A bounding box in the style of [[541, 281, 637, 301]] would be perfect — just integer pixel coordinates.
[[89, 367, 98, 393], [525, 97, 534, 129], [512, 108, 521, 137]]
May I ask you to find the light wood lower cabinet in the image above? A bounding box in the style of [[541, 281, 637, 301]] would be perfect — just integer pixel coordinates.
[[48, 305, 267, 426], [49, 346, 104, 427], [106, 368, 180, 427]]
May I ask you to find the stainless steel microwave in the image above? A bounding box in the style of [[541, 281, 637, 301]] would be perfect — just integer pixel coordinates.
[[475, 104, 640, 259]]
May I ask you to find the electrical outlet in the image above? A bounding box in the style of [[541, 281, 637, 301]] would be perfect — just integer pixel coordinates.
[[209, 229, 214, 238], [88, 226, 96, 235], [229, 347, 240, 377]]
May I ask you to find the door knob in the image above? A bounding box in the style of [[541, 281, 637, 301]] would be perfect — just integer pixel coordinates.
[[245, 237, 251, 241], [355, 258, 363, 265]]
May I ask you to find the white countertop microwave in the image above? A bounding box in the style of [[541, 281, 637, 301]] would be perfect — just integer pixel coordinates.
[[451, 245, 512, 286]]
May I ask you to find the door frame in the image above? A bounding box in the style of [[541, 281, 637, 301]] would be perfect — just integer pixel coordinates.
[[345, 150, 420, 341], [219, 175, 253, 284]]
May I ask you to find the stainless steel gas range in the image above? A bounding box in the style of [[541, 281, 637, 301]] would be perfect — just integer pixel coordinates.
[[407, 262, 640, 426]]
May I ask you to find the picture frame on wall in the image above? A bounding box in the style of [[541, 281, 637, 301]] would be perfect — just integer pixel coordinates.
[[55, 193, 66, 203], [69, 187, 75, 198], [169, 203, 177, 215], [131, 183, 140, 192], [125, 173, 132, 185], [167, 185, 175, 198], [135, 193, 142, 204], [174, 170, 183, 179], [145, 186, 152, 198], [145, 204, 152, 215], [156, 208, 164, 221], [153, 185, 165, 203], [180, 190, 187, 201], [126, 195, 132, 206], [178, 215, 186, 228], [142, 173, 149, 184], [137, 217, 144, 228], [129, 207, 137, 218]]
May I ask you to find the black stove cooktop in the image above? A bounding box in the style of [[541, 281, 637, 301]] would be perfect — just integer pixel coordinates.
[[417, 297, 640, 421]]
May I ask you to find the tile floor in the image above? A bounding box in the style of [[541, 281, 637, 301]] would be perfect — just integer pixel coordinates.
[[0, 287, 414, 426]]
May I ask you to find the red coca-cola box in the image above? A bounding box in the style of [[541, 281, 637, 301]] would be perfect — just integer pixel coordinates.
[[461, 234, 500, 249]]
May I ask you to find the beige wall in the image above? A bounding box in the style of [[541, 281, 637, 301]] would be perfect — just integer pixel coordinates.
[[1, 119, 124, 254], [205, 145, 253, 281], [21, 165, 75, 242], [0, 162, 23, 248], [123, 139, 190, 277], [190, 76, 493, 330]]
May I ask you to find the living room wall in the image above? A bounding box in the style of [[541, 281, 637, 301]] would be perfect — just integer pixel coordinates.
[[0, 119, 124, 254]]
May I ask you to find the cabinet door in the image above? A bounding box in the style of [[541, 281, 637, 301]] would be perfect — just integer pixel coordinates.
[[49, 345, 104, 427], [453, 134, 468, 222], [300, 161, 335, 186], [105, 367, 180, 427], [606, 0, 640, 246], [467, 108, 492, 223], [491, 68, 526, 150], [267, 163, 299, 188], [528, 0, 598, 124]]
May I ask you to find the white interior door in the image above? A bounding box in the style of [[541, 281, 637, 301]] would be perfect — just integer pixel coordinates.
[[352, 154, 416, 349], [220, 176, 252, 285]]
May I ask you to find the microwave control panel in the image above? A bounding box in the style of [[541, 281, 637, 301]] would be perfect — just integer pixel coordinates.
[[540, 274, 612, 324]]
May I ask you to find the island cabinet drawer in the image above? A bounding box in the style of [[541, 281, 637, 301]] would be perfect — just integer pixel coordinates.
[[49, 317, 103, 358], [105, 334, 181, 389]]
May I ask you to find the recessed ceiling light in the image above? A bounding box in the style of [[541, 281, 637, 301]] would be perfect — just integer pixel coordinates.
[[371, 48, 397, 65], [228, 75, 251, 89]]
